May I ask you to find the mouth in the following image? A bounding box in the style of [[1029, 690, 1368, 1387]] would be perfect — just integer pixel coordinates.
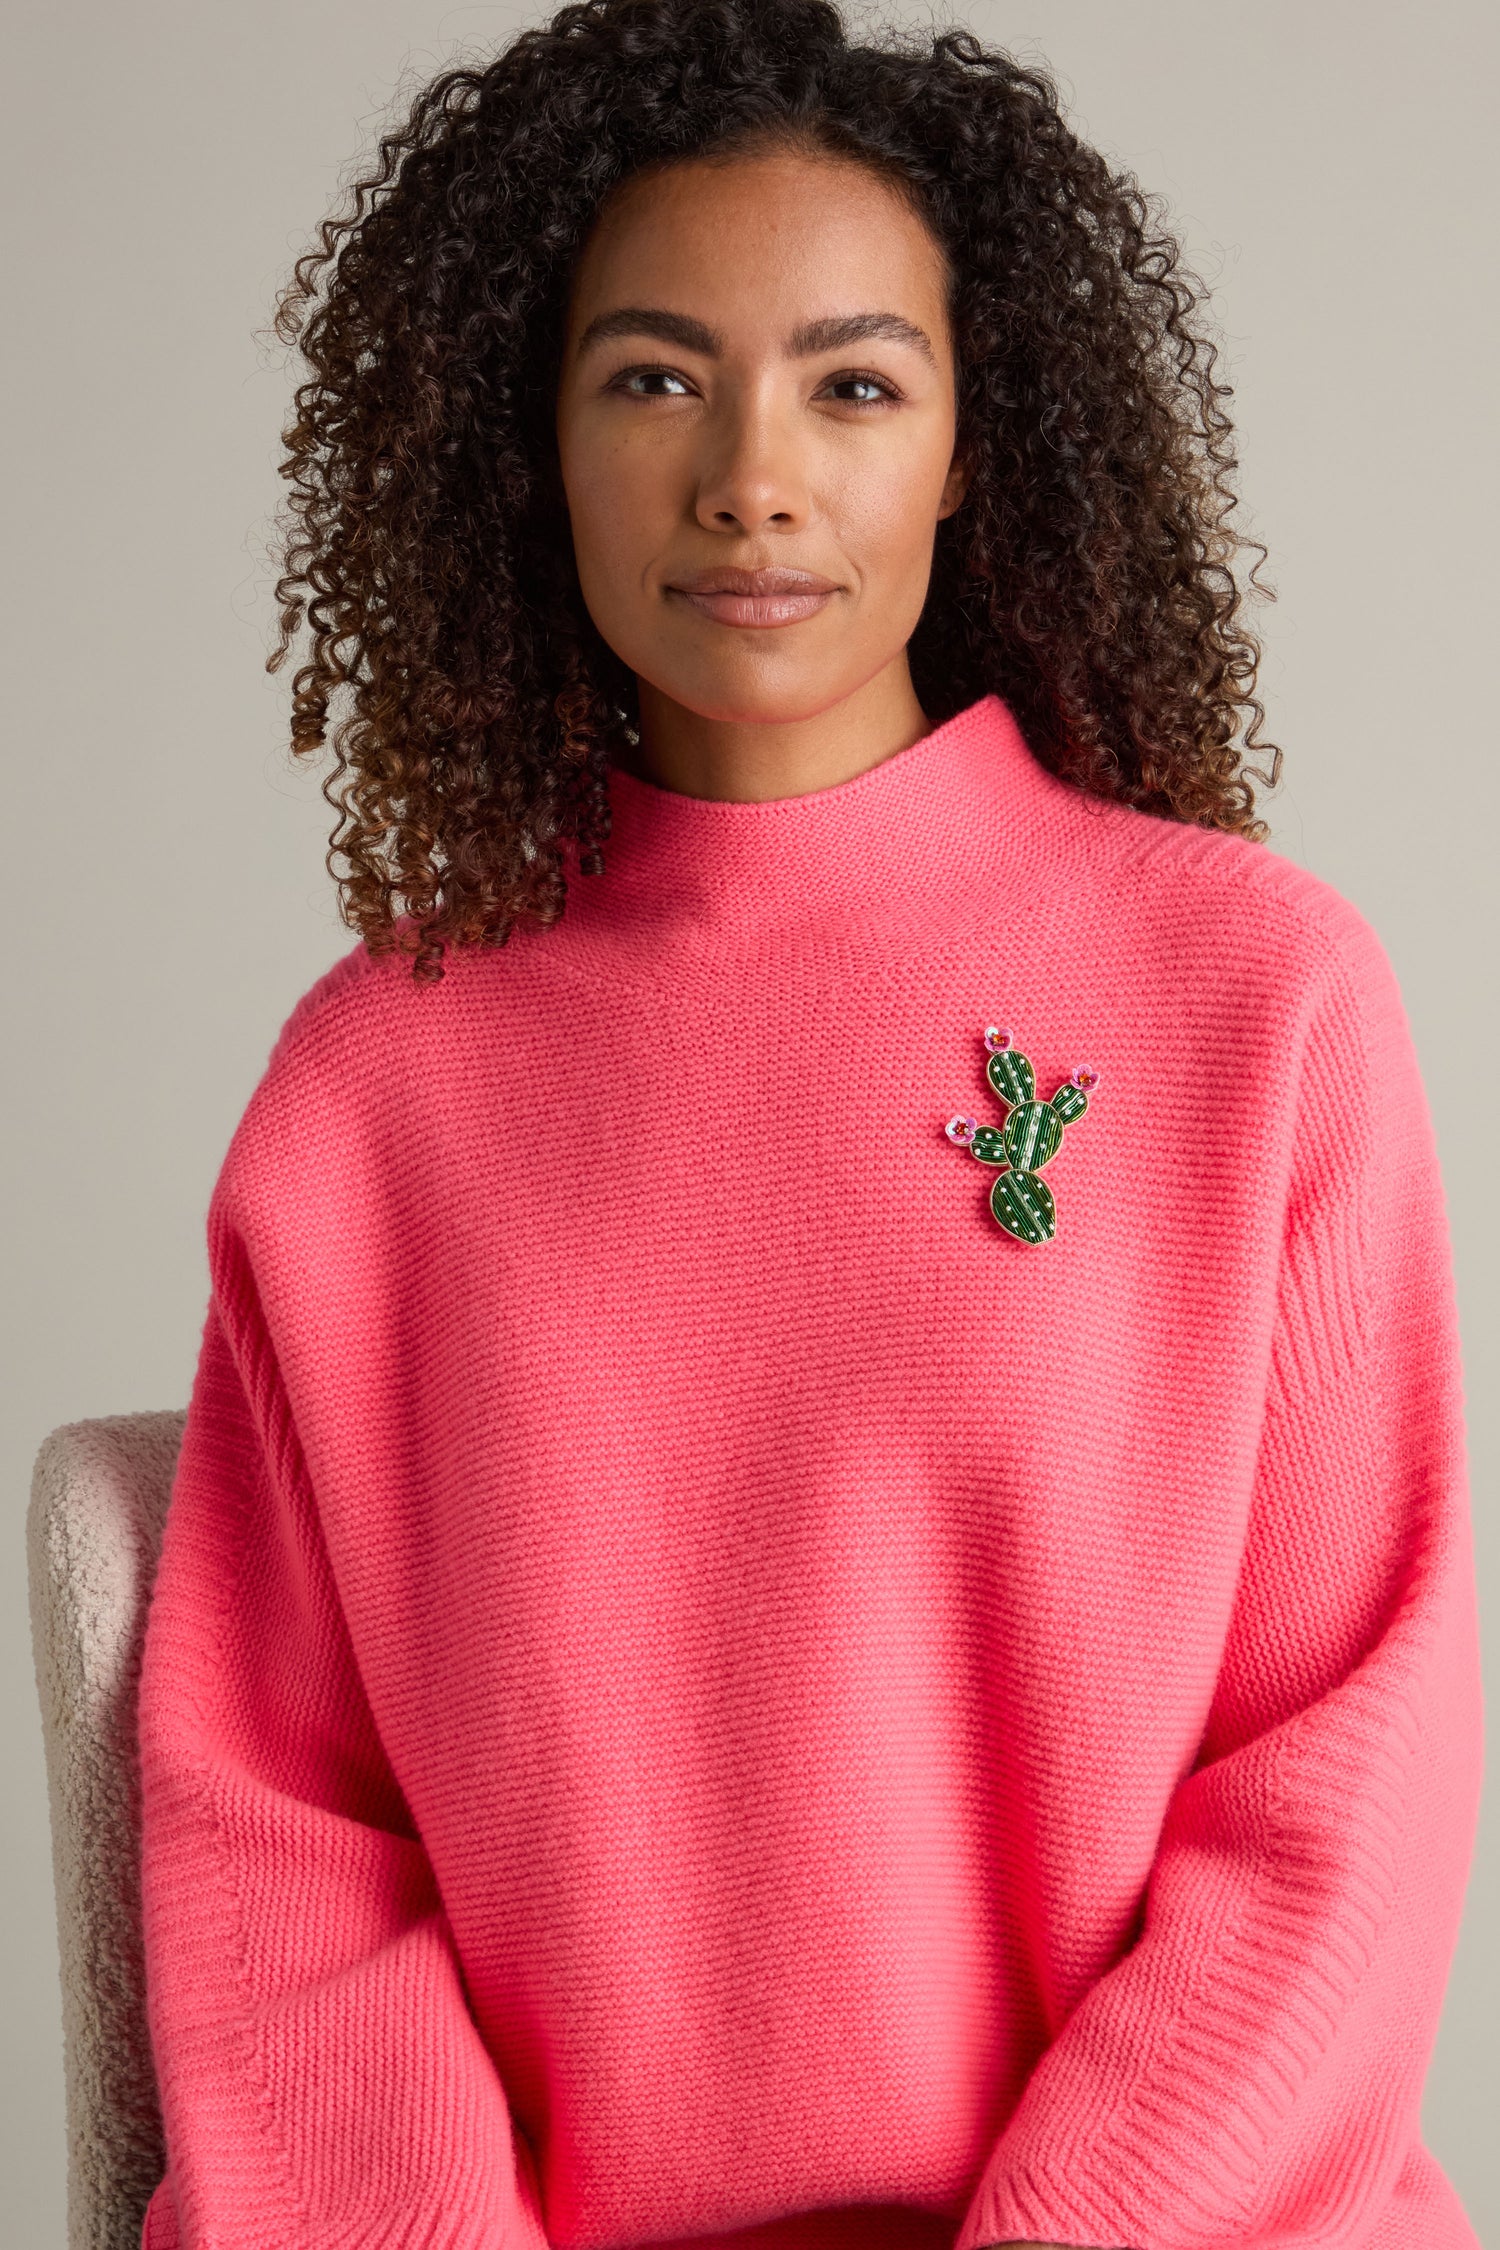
[[664, 565, 843, 630]]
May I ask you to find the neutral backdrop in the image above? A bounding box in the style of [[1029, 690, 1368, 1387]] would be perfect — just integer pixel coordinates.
[[3, 2, 1495, 2242]]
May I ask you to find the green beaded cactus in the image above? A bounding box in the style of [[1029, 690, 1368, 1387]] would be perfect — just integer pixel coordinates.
[[945, 1027, 1098, 1243]]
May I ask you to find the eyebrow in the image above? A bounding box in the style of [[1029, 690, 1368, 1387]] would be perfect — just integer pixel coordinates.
[[574, 305, 938, 369]]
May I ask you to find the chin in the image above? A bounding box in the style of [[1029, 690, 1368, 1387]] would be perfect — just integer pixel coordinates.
[[644, 653, 870, 729]]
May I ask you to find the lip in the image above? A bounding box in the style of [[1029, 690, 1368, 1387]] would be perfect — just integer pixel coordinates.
[[665, 565, 842, 630]]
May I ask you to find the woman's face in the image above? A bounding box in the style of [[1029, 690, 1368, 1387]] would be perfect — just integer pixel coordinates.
[[554, 147, 967, 730]]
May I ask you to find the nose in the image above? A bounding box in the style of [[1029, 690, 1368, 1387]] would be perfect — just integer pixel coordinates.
[[692, 386, 810, 536]]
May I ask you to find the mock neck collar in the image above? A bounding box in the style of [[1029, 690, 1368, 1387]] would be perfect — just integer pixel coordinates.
[[539, 692, 1082, 998]]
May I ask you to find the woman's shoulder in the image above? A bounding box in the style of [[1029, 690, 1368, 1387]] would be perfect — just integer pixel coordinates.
[[1072, 803, 1430, 1222], [256, 916, 531, 1084], [255, 931, 422, 1101], [264, 931, 392, 1071], [208, 929, 475, 1224], [1075, 788, 1406, 1027]]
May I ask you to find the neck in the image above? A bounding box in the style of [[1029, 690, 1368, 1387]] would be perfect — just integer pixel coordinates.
[[625, 654, 931, 804]]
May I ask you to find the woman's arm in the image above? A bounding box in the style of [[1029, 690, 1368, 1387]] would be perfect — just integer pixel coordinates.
[[953, 908, 1483, 2250], [136, 1257, 549, 2249]]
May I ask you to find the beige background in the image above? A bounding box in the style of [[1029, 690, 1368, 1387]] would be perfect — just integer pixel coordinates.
[[3, 1, 1494, 2240]]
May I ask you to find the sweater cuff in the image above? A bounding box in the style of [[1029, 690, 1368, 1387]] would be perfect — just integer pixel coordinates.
[[141, 2173, 179, 2250], [960, 2153, 1136, 2250]]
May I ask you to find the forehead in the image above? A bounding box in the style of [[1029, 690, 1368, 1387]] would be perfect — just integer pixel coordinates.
[[564, 150, 951, 334]]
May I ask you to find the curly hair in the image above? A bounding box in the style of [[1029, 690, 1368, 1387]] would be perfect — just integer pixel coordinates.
[[267, 0, 1280, 980]]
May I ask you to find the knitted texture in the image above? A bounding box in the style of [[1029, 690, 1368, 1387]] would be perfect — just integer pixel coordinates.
[[136, 693, 1483, 2250], [28, 1412, 185, 2250]]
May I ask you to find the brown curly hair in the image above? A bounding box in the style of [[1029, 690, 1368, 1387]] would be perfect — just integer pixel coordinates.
[[267, 0, 1280, 981]]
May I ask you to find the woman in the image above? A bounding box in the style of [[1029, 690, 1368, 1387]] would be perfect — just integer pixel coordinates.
[[135, 2, 1483, 2245]]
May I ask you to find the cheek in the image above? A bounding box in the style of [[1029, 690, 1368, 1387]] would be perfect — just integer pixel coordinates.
[[820, 426, 955, 571], [560, 425, 675, 571]]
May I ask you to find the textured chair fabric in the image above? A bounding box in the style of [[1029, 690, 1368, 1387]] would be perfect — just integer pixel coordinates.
[[27, 1412, 186, 2250]]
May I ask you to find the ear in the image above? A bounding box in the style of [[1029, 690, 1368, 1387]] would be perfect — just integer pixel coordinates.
[[936, 446, 969, 521]]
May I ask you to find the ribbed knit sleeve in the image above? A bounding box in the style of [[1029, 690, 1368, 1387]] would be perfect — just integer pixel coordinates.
[[954, 909, 1484, 2250], [135, 1219, 551, 2250]]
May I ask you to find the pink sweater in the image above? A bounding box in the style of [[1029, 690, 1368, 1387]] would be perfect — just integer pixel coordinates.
[[137, 692, 1483, 2250]]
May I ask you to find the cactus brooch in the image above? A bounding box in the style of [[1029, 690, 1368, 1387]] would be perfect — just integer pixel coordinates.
[[945, 1027, 1099, 1244]]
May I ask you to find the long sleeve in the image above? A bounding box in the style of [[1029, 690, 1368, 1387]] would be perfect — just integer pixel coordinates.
[[136, 1224, 551, 2250], [953, 913, 1484, 2250]]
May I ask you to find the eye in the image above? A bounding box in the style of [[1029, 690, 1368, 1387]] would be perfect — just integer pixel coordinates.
[[820, 369, 903, 407], [608, 363, 696, 399]]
